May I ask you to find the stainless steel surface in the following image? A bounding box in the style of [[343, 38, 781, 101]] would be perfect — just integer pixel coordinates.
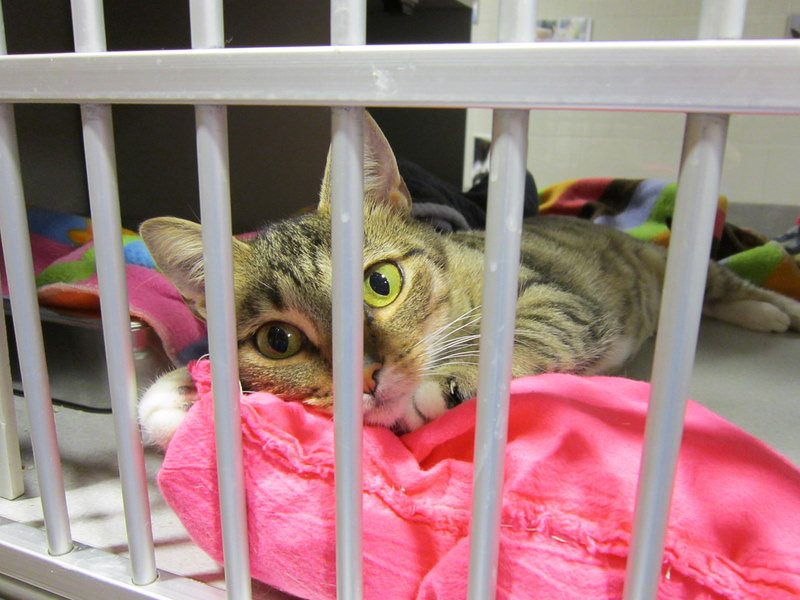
[[4, 301, 171, 411], [0, 42, 797, 114], [0, 518, 226, 600]]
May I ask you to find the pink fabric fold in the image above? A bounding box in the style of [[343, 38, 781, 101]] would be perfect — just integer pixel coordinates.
[[158, 359, 800, 599]]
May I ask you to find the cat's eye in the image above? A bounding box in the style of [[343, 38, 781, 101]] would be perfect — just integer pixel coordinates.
[[363, 261, 403, 308], [254, 322, 305, 359]]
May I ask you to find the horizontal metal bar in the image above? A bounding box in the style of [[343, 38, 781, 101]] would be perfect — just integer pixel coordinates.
[[0, 574, 67, 600], [0, 41, 798, 113], [0, 518, 225, 600]]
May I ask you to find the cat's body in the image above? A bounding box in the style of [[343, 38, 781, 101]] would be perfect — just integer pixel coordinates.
[[139, 115, 800, 447]]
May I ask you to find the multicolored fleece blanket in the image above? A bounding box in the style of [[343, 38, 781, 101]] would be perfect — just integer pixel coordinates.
[[539, 178, 800, 300], [0, 207, 206, 365]]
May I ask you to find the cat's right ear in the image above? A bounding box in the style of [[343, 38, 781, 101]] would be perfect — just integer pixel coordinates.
[[139, 217, 250, 320], [317, 112, 412, 216]]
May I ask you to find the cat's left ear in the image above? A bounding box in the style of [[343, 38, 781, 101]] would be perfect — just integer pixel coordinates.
[[139, 216, 251, 321], [318, 112, 412, 215]]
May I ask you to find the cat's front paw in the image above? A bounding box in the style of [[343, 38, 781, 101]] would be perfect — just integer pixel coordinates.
[[139, 367, 197, 449]]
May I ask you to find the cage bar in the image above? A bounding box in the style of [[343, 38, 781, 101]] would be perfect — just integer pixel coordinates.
[[330, 106, 366, 600], [623, 112, 731, 600], [622, 2, 746, 598], [466, 109, 530, 600], [0, 518, 226, 600], [189, 2, 253, 599], [0, 108, 73, 557], [0, 5, 73, 553], [0, 268, 24, 500], [0, 42, 797, 114], [0, 24, 22, 496], [330, 4, 367, 600], [467, 2, 536, 598], [69, 0, 158, 585]]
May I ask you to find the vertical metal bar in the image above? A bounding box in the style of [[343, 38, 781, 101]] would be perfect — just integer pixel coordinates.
[[189, 2, 252, 599], [466, 110, 529, 600], [467, 2, 535, 599], [69, 0, 157, 585], [622, 113, 729, 600], [330, 3, 366, 600], [0, 111, 73, 549], [698, 0, 748, 39], [0, 269, 24, 500], [622, 3, 745, 599], [0, 2, 72, 555], [0, 9, 23, 494], [330, 106, 365, 600], [331, 0, 366, 46]]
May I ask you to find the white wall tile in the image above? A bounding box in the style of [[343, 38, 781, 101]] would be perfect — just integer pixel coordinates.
[[464, 0, 800, 206]]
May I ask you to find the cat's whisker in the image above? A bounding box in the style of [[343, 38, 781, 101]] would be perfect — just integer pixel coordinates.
[[420, 351, 482, 371], [437, 313, 482, 342], [427, 333, 481, 356], [424, 319, 482, 357], [422, 348, 482, 363], [414, 306, 482, 350], [420, 359, 480, 372], [424, 340, 480, 371], [419, 361, 479, 374], [430, 304, 481, 335]]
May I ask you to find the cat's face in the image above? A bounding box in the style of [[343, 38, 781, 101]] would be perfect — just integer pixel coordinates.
[[141, 114, 471, 433]]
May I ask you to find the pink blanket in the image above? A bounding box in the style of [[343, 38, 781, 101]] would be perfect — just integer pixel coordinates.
[[159, 360, 800, 599]]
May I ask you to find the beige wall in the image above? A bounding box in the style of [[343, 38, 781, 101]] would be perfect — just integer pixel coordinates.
[[464, 0, 800, 206]]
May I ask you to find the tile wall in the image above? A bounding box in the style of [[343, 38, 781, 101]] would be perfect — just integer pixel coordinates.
[[464, 0, 800, 207]]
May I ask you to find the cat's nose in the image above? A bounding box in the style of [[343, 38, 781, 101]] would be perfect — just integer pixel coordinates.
[[363, 362, 382, 394]]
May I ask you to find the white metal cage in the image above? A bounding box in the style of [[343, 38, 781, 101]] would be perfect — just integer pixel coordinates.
[[0, 1, 798, 599]]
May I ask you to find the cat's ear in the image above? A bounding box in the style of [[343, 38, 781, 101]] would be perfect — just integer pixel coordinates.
[[318, 112, 412, 215], [139, 217, 250, 320]]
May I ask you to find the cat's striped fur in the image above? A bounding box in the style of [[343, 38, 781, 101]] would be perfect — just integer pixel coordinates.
[[138, 114, 800, 446]]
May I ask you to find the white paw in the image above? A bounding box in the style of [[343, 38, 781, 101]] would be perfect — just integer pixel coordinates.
[[704, 300, 790, 333], [139, 367, 197, 449], [784, 301, 800, 331]]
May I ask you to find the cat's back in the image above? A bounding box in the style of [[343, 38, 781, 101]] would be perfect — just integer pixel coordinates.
[[449, 214, 666, 285]]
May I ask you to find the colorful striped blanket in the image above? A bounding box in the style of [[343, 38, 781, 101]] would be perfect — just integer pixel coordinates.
[[539, 178, 800, 300]]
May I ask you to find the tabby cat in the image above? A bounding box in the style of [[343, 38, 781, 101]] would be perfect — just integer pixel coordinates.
[[138, 114, 800, 447]]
